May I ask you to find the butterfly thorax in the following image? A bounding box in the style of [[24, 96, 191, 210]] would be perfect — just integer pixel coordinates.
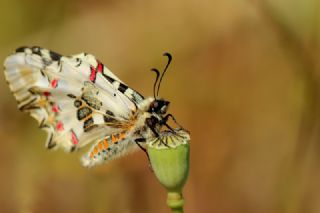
[[132, 97, 160, 138], [132, 96, 170, 139]]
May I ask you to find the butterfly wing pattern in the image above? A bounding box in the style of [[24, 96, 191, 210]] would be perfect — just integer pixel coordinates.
[[4, 46, 145, 167]]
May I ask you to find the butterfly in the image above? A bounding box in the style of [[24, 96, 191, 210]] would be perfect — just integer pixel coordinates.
[[4, 46, 184, 167]]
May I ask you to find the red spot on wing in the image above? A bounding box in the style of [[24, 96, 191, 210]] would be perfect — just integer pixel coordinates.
[[89, 66, 97, 82], [52, 104, 59, 113], [43, 91, 51, 97], [51, 79, 58, 88], [97, 62, 103, 73], [56, 121, 64, 131], [71, 131, 79, 145]]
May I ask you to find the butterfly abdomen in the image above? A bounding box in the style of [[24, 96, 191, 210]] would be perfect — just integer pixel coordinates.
[[82, 132, 136, 167]]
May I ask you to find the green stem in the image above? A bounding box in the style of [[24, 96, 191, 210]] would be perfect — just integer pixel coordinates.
[[167, 192, 184, 213], [170, 207, 184, 213]]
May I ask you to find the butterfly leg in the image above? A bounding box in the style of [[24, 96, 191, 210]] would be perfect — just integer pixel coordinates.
[[135, 138, 147, 153], [135, 138, 153, 171], [162, 113, 185, 130], [151, 126, 170, 147], [161, 114, 188, 139], [161, 114, 178, 132], [146, 116, 170, 147]]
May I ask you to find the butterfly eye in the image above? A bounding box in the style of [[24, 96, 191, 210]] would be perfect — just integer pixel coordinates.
[[148, 101, 158, 113], [153, 101, 159, 109]]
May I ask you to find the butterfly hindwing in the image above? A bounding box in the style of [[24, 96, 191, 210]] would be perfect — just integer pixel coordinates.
[[81, 132, 139, 167]]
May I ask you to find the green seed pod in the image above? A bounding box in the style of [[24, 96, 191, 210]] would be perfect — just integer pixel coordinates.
[[147, 129, 190, 213]]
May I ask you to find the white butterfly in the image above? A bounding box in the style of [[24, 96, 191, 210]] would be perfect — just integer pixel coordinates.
[[4, 46, 183, 167]]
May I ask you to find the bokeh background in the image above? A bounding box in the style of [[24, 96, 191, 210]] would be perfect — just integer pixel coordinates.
[[1, 0, 320, 212]]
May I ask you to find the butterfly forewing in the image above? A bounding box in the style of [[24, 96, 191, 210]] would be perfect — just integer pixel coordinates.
[[4, 47, 144, 164]]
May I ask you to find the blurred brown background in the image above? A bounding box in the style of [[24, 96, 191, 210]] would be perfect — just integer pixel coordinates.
[[1, 0, 320, 212]]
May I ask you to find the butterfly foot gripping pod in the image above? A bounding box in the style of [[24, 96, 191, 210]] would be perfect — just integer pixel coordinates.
[[147, 129, 190, 213]]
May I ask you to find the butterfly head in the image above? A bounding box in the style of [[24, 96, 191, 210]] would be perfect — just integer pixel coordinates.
[[149, 98, 170, 115]]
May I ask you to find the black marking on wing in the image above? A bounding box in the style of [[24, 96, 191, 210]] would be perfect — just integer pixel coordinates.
[[46, 134, 56, 149], [70, 146, 76, 152], [106, 110, 114, 116], [77, 107, 92, 120], [101, 72, 144, 104], [84, 117, 93, 128], [74, 100, 82, 108], [75, 58, 82, 67], [83, 117, 97, 132], [40, 69, 46, 77], [102, 73, 115, 84], [39, 118, 50, 129], [49, 50, 62, 61], [81, 97, 101, 110], [28, 88, 36, 95], [15, 46, 28, 53], [15, 46, 62, 66], [103, 115, 117, 123], [67, 94, 77, 99], [118, 83, 128, 93], [19, 97, 38, 111]]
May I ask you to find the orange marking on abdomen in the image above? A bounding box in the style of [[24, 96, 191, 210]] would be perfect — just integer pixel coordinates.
[[98, 142, 103, 151], [90, 151, 94, 159], [119, 132, 125, 140], [111, 134, 117, 143], [93, 147, 98, 154], [103, 139, 109, 149]]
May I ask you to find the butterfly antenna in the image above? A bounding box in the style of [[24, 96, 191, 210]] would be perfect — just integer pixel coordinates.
[[156, 52, 172, 97], [151, 68, 160, 99]]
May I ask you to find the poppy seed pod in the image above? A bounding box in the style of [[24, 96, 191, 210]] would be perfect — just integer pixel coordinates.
[[147, 129, 190, 213]]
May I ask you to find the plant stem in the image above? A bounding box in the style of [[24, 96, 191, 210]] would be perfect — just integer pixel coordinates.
[[167, 192, 184, 213]]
